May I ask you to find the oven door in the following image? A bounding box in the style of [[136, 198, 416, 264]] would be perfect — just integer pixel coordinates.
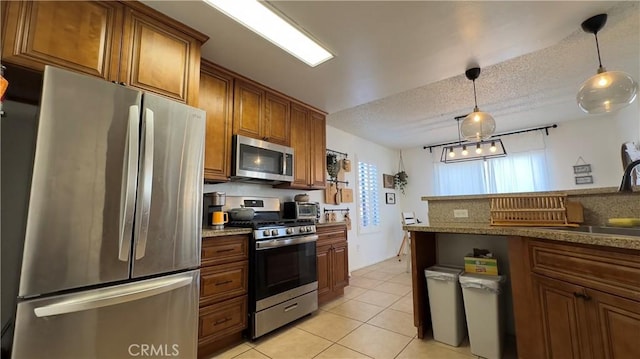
[[253, 234, 317, 304]]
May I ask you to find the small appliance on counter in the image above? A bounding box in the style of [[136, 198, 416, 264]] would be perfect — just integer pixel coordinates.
[[283, 201, 319, 221], [205, 191, 227, 229]]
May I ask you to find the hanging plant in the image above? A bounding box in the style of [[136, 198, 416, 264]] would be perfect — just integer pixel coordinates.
[[394, 151, 408, 194], [326, 153, 339, 181]]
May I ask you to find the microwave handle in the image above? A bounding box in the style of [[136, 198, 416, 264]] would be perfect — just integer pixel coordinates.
[[281, 152, 287, 175]]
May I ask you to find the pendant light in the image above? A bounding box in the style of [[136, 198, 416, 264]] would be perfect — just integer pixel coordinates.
[[460, 67, 496, 141], [577, 14, 638, 114]]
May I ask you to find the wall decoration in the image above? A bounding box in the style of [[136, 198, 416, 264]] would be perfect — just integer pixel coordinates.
[[573, 164, 592, 174], [385, 192, 396, 204], [575, 175, 594, 185], [383, 174, 395, 189]]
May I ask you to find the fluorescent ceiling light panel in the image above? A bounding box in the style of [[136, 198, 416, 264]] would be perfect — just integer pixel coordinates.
[[203, 0, 333, 67]]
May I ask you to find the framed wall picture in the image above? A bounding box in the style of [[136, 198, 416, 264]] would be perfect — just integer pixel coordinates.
[[385, 192, 396, 204], [575, 175, 593, 185], [383, 174, 395, 189]]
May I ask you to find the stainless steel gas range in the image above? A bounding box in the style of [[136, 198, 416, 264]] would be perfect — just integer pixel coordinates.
[[223, 197, 318, 339]]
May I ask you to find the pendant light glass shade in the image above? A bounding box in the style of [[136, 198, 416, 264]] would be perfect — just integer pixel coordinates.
[[461, 109, 496, 141], [577, 70, 638, 114], [577, 13, 638, 114]]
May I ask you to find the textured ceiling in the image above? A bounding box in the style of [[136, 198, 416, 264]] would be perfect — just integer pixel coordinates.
[[141, 1, 639, 149]]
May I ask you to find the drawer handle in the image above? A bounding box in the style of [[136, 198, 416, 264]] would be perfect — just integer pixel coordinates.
[[215, 280, 233, 286], [573, 292, 591, 301], [216, 248, 235, 253], [284, 303, 298, 312], [214, 317, 231, 326]]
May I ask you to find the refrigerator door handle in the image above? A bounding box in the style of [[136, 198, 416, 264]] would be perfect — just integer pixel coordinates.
[[135, 108, 154, 260], [119, 105, 140, 261], [33, 276, 192, 318]]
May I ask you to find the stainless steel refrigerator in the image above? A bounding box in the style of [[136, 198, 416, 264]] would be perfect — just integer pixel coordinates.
[[7, 66, 205, 358]]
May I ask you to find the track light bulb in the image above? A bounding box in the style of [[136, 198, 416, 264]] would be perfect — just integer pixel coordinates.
[[490, 141, 497, 153], [475, 143, 482, 154], [461, 145, 468, 156], [448, 148, 455, 158]]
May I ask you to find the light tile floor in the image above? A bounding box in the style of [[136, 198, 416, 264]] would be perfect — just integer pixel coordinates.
[[210, 256, 516, 359]]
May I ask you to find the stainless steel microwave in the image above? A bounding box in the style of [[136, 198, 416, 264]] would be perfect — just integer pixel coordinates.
[[233, 135, 294, 182]]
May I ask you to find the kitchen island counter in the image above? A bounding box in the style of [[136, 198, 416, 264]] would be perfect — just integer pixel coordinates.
[[404, 224, 640, 250]]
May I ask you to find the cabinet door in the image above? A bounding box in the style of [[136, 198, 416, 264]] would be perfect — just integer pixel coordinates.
[[309, 111, 327, 188], [120, 8, 200, 104], [233, 80, 264, 140], [200, 64, 233, 182], [288, 104, 311, 188], [587, 288, 640, 359], [533, 275, 592, 359], [1, 1, 122, 80], [264, 92, 290, 145], [316, 243, 332, 299], [332, 241, 349, 290]]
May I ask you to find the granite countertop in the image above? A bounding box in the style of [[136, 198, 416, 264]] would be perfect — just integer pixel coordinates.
[[202, 227, 253, 237], [405, 224, 640, 250]]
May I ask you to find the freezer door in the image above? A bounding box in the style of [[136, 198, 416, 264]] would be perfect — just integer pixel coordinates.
[[12, 270, 199, 358], [132, 93, 205, 278], [19, 66, 141, 297]]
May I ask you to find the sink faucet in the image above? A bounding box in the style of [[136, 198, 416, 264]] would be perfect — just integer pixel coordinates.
[[619, 159, 640, 192]]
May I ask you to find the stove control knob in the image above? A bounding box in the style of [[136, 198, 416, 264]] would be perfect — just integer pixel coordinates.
[[286, 228, 294, 234], [271, 229, 279, 236], [299, 227, 306, 233], [263, 230, 270, 237], [306, 226, 313, 232]]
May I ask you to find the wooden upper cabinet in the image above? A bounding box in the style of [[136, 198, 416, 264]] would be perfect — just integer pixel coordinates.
[[120, 5, 206, 105], [200, 61, 234, 182], [289, 104, 311, 188], [233, 79, 291, 145], [1, 1, 123, 81], [233, 79, 264, 140], [264, 92, 290, 146], [309, 111, 327, 188], [277, 104, 326, 189], [1, 1, 208, 106]]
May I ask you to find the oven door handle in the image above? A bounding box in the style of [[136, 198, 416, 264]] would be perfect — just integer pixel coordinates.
[[256, 234, 318, 250]]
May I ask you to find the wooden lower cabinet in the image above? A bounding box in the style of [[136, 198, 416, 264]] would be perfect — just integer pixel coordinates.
[[198, 234, 249, 358], [509, 237, 640, 359], [316, 224, 349, 305]]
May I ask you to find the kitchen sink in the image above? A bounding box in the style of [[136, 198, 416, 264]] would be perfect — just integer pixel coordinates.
[[541, 226, 640, 237]]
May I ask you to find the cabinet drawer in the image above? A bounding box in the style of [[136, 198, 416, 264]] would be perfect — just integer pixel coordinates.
[[200, 261, 248, 305], [201, 235, 248, 266], [529, 239, 640, 301], [198, 296, 247, 343]]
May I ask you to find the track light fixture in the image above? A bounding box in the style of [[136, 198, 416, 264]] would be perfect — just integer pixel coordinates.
[[577, 14, 638, 114], [460, 67, 496, 141]]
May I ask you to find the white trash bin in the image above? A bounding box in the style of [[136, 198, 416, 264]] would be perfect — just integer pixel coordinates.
[[424, 265, 466, 347], [459, 273, 506, 359]]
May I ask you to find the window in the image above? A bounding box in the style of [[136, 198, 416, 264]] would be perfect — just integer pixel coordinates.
[[358, 161, 380, 230], [434, 150, 550, 195]]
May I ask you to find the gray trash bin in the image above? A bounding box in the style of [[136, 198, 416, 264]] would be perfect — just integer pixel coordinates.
[[424, 265, 466, 347], [459, 273, 506, 359]]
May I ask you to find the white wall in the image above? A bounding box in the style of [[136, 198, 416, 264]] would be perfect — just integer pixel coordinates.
[[320, 125, 404, 270]]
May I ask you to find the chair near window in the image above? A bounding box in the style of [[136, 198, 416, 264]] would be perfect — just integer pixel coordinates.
[[397, 212, 419, 272]]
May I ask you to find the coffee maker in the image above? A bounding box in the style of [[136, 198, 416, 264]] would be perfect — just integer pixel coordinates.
[[205, 192, 226, 229]]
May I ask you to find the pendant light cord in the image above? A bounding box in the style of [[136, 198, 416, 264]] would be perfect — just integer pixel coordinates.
[[472, 79, 479, 108], [594, 33, 603, 69]]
